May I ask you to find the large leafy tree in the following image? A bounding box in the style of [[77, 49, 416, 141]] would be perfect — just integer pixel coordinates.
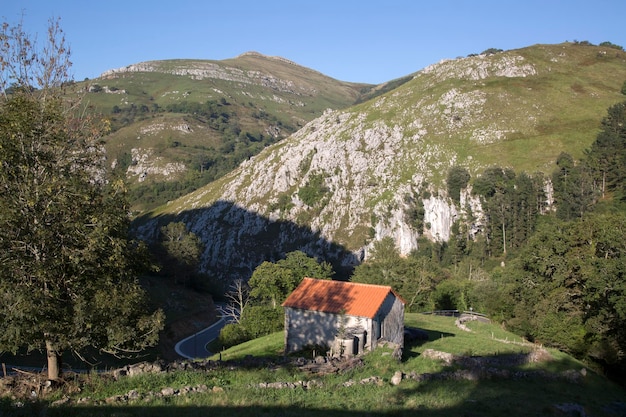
[[218, 251, 333, 348], [504, 214, 626, 362], [158, 221, 203, 284], [0, 18, 163, 380], [249, 250, 333, 308]]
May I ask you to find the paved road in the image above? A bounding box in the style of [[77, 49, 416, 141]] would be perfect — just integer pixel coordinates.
[[174, 317, 227, 360]]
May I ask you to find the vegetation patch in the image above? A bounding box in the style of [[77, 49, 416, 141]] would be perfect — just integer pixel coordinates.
[[2, 314, 624, 416], [298, 173, 329, 207]]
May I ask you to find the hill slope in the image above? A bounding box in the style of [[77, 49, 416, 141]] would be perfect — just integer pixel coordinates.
[[8, 314, 624, 416], [74, 52, 371, 211], [134, 42, 626, 281]]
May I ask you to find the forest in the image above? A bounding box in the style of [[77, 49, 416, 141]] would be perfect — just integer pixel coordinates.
[[352, 100, 626, 381], [194, 100, 626, 384]]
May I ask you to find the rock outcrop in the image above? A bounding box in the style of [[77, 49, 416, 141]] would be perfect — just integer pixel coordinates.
[[135, 43, 625, 283]]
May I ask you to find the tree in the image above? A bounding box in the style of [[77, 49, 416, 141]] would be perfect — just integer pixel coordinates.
[[446, 165, 470, 204], [158, 221, 203, 284], [576, 214, 626, 367], [510, 171, 542, 249], [586, 101, 626, 199], [472, 167, 517, 255], [220, 251, 333, 343], [351, 238, 402, 284], [551, 153, 595, 220], [0, 18, 164, 381], [249, 261, 300, 308], [278, 250, 334, 282], [351, 238, 445, 312], [503, 213, 626, 363], [248, 250, 333, 308], [222, 279, 250, 324]]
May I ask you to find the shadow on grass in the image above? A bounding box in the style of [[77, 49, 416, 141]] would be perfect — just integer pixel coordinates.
[[402, 328, 455, 360], [0, 402, 457, 417], [2, 352, 625, 417], [417, 327, 455, 342]]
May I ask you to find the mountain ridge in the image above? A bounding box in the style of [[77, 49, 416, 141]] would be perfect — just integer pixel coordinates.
[[80, 50, 372, 211], [133, 42, 626, 283]]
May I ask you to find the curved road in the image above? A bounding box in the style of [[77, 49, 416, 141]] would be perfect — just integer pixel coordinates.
[[174, 317, 228, 359]]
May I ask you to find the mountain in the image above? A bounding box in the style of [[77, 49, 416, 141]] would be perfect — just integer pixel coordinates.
[[133, 42, 626, 282], [74, 52, 372, 211]]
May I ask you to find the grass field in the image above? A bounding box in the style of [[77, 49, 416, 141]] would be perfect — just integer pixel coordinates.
[[2, 313, 624, 416]]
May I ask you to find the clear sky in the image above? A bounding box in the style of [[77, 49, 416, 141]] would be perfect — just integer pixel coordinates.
[[3, 0, 626, 84]]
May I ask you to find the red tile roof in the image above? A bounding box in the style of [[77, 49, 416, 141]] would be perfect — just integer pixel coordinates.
[[282, 278, 404, 319]]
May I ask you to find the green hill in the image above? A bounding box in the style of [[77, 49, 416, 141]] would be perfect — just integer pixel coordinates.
[[133, 42, 626, 281], [6, 313, 623, 416], [71, 52, 371, 211]]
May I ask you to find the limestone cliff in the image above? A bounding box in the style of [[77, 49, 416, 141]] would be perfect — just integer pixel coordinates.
[[135, 43, 626, 282]]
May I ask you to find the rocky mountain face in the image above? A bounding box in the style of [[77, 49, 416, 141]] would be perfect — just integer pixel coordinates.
[[103, 53, 319, 94], [79, 52, 369, 211], [134, 43, 626, 282]]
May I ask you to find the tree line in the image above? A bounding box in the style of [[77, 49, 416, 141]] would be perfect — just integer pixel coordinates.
[[352, 99, 626, 381]]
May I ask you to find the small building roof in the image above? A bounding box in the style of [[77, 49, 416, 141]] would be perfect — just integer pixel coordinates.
[[282, 278, 405, 319]]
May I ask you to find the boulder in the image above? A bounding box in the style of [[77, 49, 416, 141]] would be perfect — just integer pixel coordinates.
[[391, 371, 403, 386]]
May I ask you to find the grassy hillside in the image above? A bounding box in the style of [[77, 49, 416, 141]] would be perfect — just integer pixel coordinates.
[[70, 53, 370, 212], [353, 42, 626, 182], [5, 314, 623, 416], [133, 42, 626, 273]]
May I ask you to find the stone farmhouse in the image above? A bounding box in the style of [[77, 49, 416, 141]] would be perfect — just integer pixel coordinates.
[[282, 278, 405, 355]]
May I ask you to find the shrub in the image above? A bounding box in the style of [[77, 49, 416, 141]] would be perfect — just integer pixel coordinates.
[[481, 48, 503, 55], [431, 280, 464, 311], [218, 323, 251, 348], [298, 173, 328, 206], [240, 306, 284, 338], [599, 41, 624, 51]]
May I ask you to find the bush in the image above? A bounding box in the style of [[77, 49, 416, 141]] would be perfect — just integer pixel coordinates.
[[298, 173, 328, 206], [239, 306, 284, 338], [599, 41, 624, 51], [481, 48, 503, 55], [218, 323, 251, 349], [431, 280, 465, 311]]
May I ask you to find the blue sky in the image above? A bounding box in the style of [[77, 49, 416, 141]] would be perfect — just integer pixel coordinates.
[[4, 0, 626, 84]]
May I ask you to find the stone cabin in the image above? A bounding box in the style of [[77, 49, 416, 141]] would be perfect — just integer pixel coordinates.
[[281, 278, 405, 355]]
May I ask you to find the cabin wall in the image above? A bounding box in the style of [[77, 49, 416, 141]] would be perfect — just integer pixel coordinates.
[[378, 294, 405, 347], [284, 308, 372, 354], [284, 294, 405, 354]]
